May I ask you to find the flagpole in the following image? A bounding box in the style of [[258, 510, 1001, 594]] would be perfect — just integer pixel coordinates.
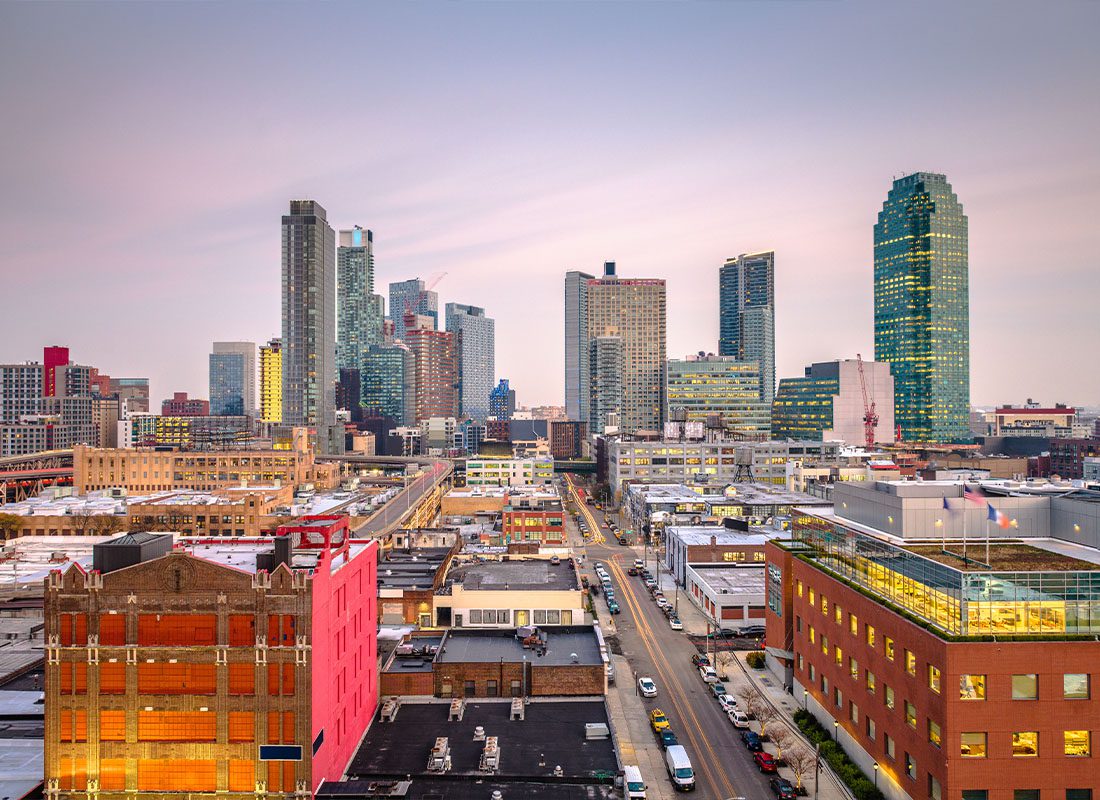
[[986, 514, 991, 565], [962, 495, 968, 564]]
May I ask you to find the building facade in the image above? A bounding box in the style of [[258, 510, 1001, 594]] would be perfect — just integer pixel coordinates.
[[588, 336, 623, 434], [488, 379, 515, 421], [445, 303, 495, 422], [210, 343, 257, 417], [874, 173, 969, 443], [388, 279, 438, 343], [719, 251, 776, 407], [464, 457, 554, 487], [362, 343, 415, 424], [259, 339, 282, 424], [404, 317, 458, 422], [122, 414, 252, 450], [1049, 438, 1100, 480], [666, 353, 770, 436], [773, 358, 896, 445], [281, 200, 336, 435], [336, 227, 383, 377], [564, 269, 595, 425], [1, 349, 97, 457], [550, 420, 587, 460], [161, 392, 210, 417]]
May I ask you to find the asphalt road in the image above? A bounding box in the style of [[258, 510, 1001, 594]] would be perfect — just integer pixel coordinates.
[[563, 475, 776, 800], [353, 460, 451, 535]]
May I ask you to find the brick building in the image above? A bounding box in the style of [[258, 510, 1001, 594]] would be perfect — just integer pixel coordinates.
[[1048, 438, 1100, 479], [549, 420, 587, 460], [44, 517, 378, 797], [764, 495, 1100, 800], [161, 392, 211, 416], [501, 488, 565, 545]]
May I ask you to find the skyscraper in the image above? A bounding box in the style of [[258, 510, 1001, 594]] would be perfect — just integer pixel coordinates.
[[579, 262, 666, 434], [666, 353, 770, 436], [336, 227, 383, 375], [362, 342, 415, 424], [588, 336, 623, 434], [259, 338, 282, 424], [389, 278, 439, 342], [403, 315, 457, 422], [209, 342, 256, 416], [874, 172, 969, 443], [281, 200, 336, 435], [772, 358, 895, 444], [445, 303, 495, 422], [489, 378, 516, 420], [719, 251, 776, 407], [564, 269, 594, 424]]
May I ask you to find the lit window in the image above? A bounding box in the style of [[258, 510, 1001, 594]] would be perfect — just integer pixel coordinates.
[[885, 637, 895, 660], [960, 674, 986, 700], [1012, 731, 1039, 757], [849, 613, 858, 636], [884, 685, 895, 709], [1013, 674, 1039, 700], [1064, 730, 1091, 757], [866, 625, 875, 647], [928, 665, 941, 694], [961, 732, 987, 758], [905, 650, 916, 676], [929, 719, 942, 747], [905, 753, 916, 780], [905, 701, 916, 728]]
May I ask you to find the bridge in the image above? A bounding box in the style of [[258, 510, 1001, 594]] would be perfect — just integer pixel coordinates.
[[0, 450, 75, 504]]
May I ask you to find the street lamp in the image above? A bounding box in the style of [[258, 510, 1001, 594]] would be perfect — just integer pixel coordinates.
[[833, 720, 840, 744], [872, 763, 879, 788], [802, 689, 808, 709]]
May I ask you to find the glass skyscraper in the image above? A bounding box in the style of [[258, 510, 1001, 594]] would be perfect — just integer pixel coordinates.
[[362, 343, 414, 424], [563, 269, 594, 424], [666, 354, 770, 436], [336, 227, 383, 376], [874, 173, 969, 443], [718, 251, 775, 407], [208, 351, 245, 416], [445, 303, 495, 422]]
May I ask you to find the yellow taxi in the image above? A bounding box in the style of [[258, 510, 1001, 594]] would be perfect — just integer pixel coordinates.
[[649, 708, 670, 732]]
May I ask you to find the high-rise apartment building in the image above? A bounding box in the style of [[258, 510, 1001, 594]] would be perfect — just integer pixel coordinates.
[[564, 270, 594, 424], [362, 343, 415, 424], [210, 342, 256, 416], [388, 279, 438, 343], [719, 251, 776, 407], [588, 336, 623, 434], [281, 201, 336, 437], [108, 378, 150, 414], [666, 353, 770, 436], [874, 172, 969, 443], [403, 316, 457, 422], [1, 347, 96, 456], [445, 303, 495, 422], [44, 520, 378, 798], [489, 379, 516, 421], [772, 358, 895, 444], [336, 227, 383, 377], [259, 338, 282, 424]]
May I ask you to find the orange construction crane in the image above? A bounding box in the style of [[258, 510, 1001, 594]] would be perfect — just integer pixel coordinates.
[[856, 353, 879, 449]]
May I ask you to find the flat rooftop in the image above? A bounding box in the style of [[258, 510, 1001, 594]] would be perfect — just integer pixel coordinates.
[[666, 526, 782, 547], [344, 700, 615, 780], [320, 778, 615, 800], [378, 549, 452, 590], [688, 565, 767, 596], [436, 627, 602, 667], [383, 636, 445, 675], [628, 482, 828, 507], [906, 543, 1100, 572], [446, 559, 579, 592]]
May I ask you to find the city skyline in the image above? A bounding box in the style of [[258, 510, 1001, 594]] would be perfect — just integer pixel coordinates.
[[1, 2, 1098, 407]]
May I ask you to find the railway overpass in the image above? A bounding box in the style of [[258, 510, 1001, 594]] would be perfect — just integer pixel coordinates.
[[0, 450, 74, 503]]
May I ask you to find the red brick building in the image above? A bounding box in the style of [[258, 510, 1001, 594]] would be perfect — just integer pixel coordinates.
[[550, 420, 587, 460], [501, 489, 565, 545], [161, 391, 211, 416], [1048, 438, 1100, 479]]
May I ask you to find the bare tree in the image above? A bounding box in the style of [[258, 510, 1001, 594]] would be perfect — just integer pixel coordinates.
[[770, 726, 793, 761], [785, 746, 816, 790], [69, 509, 96, 536], [90, 515, 125, 536], [755, 702, 779, 738], [0, 513, 22, 541], [735, 685, 759, 715]]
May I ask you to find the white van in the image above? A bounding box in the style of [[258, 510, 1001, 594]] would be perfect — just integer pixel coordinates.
[[623, 765, 647, 800], [664, 745, 695, 791]]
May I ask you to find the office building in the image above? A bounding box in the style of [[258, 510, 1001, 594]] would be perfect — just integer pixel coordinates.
[[107, 378, 150, 414], [403, 316, 457, 422], [210, 342, 256, 416], [445, 303, 495, 422], [336, 226, 383, 377], [766, 480, 1100, 800], [336, 368, 363, 420], [362, 343, 415, 424], [389, 278, 438, 342], [874, 173, 969, 443], [488, 378, 516, 421], [464, 457, 554, 487], [1049, 438, 1100, 479], [1, 347, 96, 457], [667, 353, 770, 436], [981, 402, 1086, 438], [259, 338, 282, 424], [121, 413, 252, 450], [564, 269, 595, 424], [719, 251, 776, 406], [161, 392, 210, 416], [281, 200, 337, 434], [772, 358, 895, 445], [550, 419, 587, 460], [44, 519, 378, 797]]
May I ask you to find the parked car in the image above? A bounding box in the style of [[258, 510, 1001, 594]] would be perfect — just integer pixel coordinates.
[[656, 597, 670, 609], [656, 729, 679, 750], [710, 683, 728, 699], [738, 625, 767, 638], [628, 567, 638, 576], [639, 677, 659, 698], [754, 752, 778, 774], [608, 601, 621, 615], [717, 694, 737, 713], [770, 778, 798, 799], [645, 578, 658, 589], [740, 730, 763, 751], [605, 662, 615, 683], [669, 617, 683, 631], [728, 709, 750, 728], [633, 558, 645, 569], [698, 666, 718, 684], [648, 708, 669, 731], [690, 654, 710, 669], [705, 628, 739, 639]]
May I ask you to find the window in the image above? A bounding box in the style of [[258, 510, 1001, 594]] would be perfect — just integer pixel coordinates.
[[821, 596, 828, 615], [905, 650, 916, 676], [905, 701, 916, 728], [905, 753, 916, 780], [809, 626, 815, 644], [849, 613, 858, 636], [866, 624, 875, 647], [138, 711, 216, 742], [809, 664, 816, 682], [464, 680, 476, 697], [960, 674, 986, 700], [228, 712, 254, 742], [1064, 730, 1091, 757], [849, 657, 858, 680], [1013, 731, 1039, 757], [885, 637, 895, 660], [510, 680, 521, 697], [930, 776, 943, 800], [809, 589, 815, 606], [834, 605, 842, 625], [796, 616, 802, 633], [961, 732, 987, 758], [486, 680, 499, 697], [798, 655, 804, 671], [866, 717, 876, 740], [1066, 791, 1092, 800], [834, 687, 842, 708], [822, 635, 828, 656], [835, 646, 843, 666], [228, 663, 255, 695], [797, 580, 803, 598], [866, 670, 876, 693], [1014, 792, 1039, 800], [962, 792, 988, 800], [849, 701, 858, 723], [928, 719, 942, 747], [884, 734, 895, 759], [1064, 674, 1090, 700], [884, 685, 895, 709], [100, 710, 125, 741], [928, 665, 941, 693], [1013, 674, 1039, 700], [100, 661, 126, 694]]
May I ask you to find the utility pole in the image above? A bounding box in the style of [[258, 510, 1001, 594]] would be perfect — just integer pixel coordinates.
[[813, 743, 821, 800]]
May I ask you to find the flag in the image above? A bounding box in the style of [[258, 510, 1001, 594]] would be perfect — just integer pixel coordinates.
[[942, 497, 955, 512], [987, 503, 1010, 529], [963, 489, 985, 506]]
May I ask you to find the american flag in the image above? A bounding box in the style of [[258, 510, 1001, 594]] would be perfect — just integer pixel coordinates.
[[963, 489, 985, 506]]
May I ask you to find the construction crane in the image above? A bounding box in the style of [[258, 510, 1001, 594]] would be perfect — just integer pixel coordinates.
[[856, 353, 879, 449], [402, 271, 448, 318]]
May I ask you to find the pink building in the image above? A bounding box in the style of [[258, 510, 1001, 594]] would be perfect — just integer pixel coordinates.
[[161, 391, 211, 416]]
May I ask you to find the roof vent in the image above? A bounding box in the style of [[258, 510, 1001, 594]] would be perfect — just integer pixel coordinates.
[[570, 652, 579, 663], [492, 792, 504, 800]]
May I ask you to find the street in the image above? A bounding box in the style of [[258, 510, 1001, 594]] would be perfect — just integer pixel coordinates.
[[564, 475, 778, 800]]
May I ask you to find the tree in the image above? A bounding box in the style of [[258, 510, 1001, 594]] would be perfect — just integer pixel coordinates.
[[0, 513, 22, 541], [69, 509, 96, 536], [736, 686, 762, 719], [785, 745, 816, 790], [770, 726, 793, 761], [90, 515, 125, 536], [755, 702, 779, 738]]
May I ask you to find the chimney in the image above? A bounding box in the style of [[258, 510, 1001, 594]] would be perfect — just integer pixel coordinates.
[[603, 261, 616, 277]]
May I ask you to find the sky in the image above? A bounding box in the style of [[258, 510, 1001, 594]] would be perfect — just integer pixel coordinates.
[[1, 1, 1098, 409]]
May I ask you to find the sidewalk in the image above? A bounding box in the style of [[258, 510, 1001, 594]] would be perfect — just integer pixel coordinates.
[[604, 653, 675, 800]]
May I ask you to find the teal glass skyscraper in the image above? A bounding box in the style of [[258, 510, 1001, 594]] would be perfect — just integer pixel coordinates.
[[874, 172, 969, 443]]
